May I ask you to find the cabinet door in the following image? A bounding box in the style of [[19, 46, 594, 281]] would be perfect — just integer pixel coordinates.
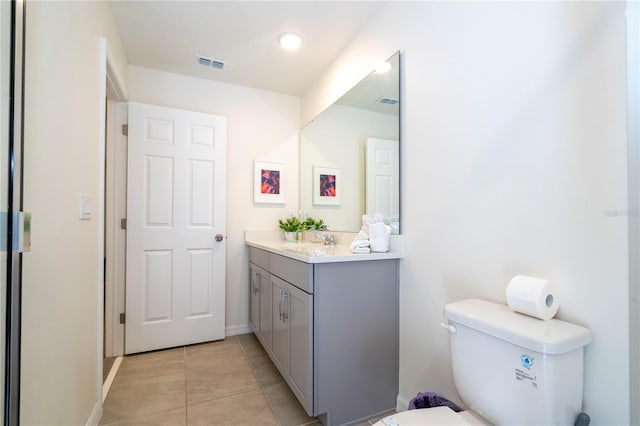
[[270, 276, 290, 377], [257, 268, 272, 350], [288, 283, 313, 416], [249, 263, 260, 333]]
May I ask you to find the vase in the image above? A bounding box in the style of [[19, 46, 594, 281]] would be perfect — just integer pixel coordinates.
[[284, 231, 299, 242]]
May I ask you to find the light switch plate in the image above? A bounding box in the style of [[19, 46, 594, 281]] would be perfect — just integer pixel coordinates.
[[79, 193, 91, 220]]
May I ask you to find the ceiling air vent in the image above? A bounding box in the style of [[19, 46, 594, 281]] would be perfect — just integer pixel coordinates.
[[196, 55, 225, 70], [377, 97, 399, 106]]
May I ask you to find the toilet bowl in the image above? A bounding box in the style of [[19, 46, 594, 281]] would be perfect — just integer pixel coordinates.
[[373, 299, 591, 426], [374, 406, 487, 425]]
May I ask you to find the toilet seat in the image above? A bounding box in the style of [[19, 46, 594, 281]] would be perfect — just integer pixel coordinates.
[[373, 406, 490, 426]]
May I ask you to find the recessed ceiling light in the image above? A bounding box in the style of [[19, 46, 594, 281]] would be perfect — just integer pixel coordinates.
[[279, 32, 302, 51]]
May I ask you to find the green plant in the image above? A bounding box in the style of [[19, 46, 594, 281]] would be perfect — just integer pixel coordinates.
[[303, 217, 326, 231], [278, 217, 304, 232], [279, 216, 326, 233]]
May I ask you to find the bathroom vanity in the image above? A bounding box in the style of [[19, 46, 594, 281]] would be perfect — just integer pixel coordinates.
[[246, 235, 401, 426]]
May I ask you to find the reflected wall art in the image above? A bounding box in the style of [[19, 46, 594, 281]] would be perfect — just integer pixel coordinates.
[[313, 166, 341, 206]]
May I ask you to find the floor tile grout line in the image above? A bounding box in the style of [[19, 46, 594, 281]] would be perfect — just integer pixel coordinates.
[[197, 335, 282, 424], [256, 368, 283, 425], [100, 353, 185, 426], [240, 333, 320, 426], [187, 387, 268, 408], [107, 337, 302, 426], [184, 336, 267, 423], [241, 334, 284, 425]]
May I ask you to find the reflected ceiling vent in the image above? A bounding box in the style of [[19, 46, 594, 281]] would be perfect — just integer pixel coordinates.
[[196, 55, 225, 70], [376, 97, 399, 106]]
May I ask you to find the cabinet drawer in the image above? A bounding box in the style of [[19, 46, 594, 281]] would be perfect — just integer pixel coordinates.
[[249, 247, 269, 270], [269, 253, 313, 293]]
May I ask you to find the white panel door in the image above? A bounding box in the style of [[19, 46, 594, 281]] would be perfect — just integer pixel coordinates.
[[126, 102, 226, 354], [365, 138, 399, 222]]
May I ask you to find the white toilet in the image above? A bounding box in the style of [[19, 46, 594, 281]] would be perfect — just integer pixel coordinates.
[[376, 299, 592, 425]]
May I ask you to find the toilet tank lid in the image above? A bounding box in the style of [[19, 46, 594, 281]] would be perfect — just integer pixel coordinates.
[[445, 299, 592, 354]]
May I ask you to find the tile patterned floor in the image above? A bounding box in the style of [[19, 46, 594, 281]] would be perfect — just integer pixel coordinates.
[[99, 333, 320, 426]]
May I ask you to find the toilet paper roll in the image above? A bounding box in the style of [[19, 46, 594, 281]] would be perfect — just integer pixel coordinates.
[[505, 275, 559, 320]]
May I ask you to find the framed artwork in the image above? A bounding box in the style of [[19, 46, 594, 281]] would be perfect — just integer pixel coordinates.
[[313, 166, 341, 206], [254, 161, 285, 204]]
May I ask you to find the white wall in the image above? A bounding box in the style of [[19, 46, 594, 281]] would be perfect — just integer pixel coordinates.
[[300, 104, 398, 231], [22, 1, 128, 424], [303, 2, 630, 423], [128, 65, 300, 332]]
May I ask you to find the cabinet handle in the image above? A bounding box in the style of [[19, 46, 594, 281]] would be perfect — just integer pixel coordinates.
[[278, 289, 284, 321], [282, 292, 289, 322], [252, 272, 260, 294]]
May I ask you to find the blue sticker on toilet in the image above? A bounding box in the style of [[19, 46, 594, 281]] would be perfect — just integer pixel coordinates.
[[520, 354, 533, 370]]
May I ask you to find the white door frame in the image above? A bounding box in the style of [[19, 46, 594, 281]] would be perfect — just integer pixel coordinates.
[[104, 100, 127, 358], [103, 44, 127, 359], [96, 37, 128, 421]]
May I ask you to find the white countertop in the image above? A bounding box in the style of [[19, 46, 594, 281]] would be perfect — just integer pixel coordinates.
[[245, 230, 403, 264]]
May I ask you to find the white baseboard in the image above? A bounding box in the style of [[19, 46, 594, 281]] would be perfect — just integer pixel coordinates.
[[86, 401, 102, 426], [396, 395, 409, 412], [226, 324, 252, 336], [103, 356, 123, 403]]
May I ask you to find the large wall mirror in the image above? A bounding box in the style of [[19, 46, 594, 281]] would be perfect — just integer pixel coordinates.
[[299, 51, 400, 234]]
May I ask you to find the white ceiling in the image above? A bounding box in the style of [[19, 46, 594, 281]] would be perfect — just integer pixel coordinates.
[[109, 1, 387, 96]]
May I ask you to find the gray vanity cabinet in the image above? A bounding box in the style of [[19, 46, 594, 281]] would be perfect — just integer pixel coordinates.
[[248, 246, 399, 426], [269, 257, 314, 415], [270, 276, 289, 374], [249, 263, 260, 332], [271, 275, 313, 412], [249, 249, 272, 350]]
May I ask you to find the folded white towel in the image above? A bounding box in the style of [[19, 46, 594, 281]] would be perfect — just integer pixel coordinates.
[[369, 222, 392, 252], [351, 246, 371, 254], [362, 213, 384, 226], [352, 248, 370, 254], [353, 230, 369, 241], [350, 239, 369, 249], [353, 213, 389, 254], [350, 239, 370, 254]]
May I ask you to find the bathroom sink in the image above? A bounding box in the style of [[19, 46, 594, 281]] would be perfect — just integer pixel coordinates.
[[281, 242, 327, 257]]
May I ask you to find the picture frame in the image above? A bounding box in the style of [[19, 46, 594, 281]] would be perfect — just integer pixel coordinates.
[[254, 161, 285, 204], [313, 166, 341, 206]]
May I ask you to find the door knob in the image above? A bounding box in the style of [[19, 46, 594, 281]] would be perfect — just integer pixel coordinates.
[[215, 234, 224, 242]]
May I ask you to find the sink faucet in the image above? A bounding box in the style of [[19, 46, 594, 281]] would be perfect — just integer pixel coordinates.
[[316, 233, 336, 245]]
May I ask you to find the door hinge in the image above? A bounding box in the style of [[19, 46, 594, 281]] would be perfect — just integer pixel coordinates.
[[120, 218, 127, 230], [119, 313, 126, 324], [121, 124, 128, 136], [12, 211, 31, 253]]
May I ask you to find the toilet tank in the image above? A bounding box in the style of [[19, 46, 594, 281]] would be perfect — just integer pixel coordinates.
[[445, 299, 591, 426]]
